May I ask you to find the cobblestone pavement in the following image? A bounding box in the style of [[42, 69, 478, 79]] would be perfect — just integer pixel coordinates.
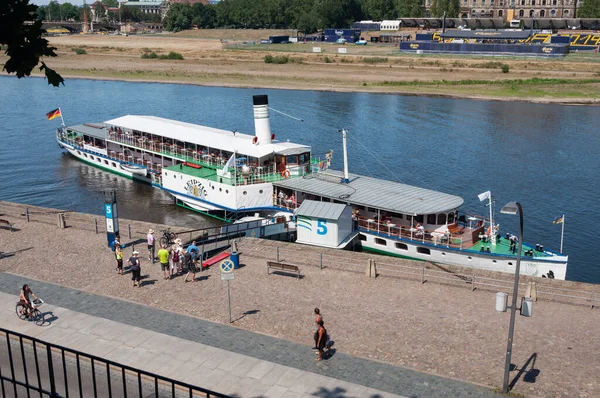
[[0, 273, 500, 398], [1, 209, 599, 397]]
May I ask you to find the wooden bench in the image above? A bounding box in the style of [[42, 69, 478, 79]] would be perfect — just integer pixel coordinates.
[[0, 219, 13, 232], [267, 261, 301, 279], [447, 223, 464, 235], [202, 252, 230, 268]]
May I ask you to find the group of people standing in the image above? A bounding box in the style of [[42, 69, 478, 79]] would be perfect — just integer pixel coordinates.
[[112, 229, 204, 287]]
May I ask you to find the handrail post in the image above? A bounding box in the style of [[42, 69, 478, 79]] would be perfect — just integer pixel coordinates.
[[320, 253, 323, 269], [25, 208, 30, 222], [591, 288, 596, 310], [128, 223, 132, 239], [46, 344, 58, 397], [276, 247, 280, 262], [420, 265, 425, 284]]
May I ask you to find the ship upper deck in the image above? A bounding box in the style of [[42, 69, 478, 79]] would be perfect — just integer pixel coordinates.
[[274, 170, 464, 215], [103, 115, 310, 159]]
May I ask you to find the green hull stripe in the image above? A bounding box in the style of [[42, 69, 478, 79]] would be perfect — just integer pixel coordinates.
[[361, 246, 426, 262]]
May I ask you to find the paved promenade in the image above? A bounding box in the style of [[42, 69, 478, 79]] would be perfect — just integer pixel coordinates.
[[0, 275, 500, 398], [1, 203, 599, 398]]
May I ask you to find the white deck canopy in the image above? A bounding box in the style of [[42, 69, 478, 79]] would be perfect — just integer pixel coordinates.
[[104, 115, 310, 159]]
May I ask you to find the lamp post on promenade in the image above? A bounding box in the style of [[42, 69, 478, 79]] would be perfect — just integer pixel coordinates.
[[500, 201, 523, 394]]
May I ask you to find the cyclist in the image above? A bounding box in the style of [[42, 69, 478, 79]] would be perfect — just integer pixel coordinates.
[[19, 284, 39, 318]]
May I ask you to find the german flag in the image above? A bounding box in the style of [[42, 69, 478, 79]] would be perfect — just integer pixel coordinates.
[[46, 108, 62, 121]]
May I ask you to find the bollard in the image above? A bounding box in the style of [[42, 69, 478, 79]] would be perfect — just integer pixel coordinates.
[[276, 247, 280, 262], [531, 282, 537, 302], [57, 213, 66, 229], [128, 224, 131, 239], [365, 259, 372, 277], [420, 265, 425, 284], [25, 208, 30, 222], [371, 260, 377, 278], [525, 282, 532, 298], [320, 253, 323, 270], [95, 219, 98, 234]]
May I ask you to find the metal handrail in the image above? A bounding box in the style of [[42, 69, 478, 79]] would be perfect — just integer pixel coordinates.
[[1, 327, 230, 398]]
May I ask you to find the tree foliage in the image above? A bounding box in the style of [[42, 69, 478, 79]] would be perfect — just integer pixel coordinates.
[[578, 0, 600, 18], [164, 3, 194, 32], [429, 0, 460, 17], [1, 0, 63, 86]]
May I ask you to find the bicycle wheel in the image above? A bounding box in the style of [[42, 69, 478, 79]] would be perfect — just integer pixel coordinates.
[[33, 309, 45, 326], [159, 237, 168, 247], [15, 303, 28, 320], [168, 232, 177, 243]]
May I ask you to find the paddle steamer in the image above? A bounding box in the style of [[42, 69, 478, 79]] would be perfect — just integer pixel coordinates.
[[56, 95, 568, 279]]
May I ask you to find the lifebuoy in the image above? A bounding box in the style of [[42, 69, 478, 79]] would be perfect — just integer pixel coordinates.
[[319, 161, 325, 170], [281, 169, 291, 178], [486, 226, 492, 236], [252, 136, 258, 145]]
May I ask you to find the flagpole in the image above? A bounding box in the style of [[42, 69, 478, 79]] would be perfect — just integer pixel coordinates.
[[489, 194, 496, 245], [560, 214, 565, 254], [58, 107, 65, 127]]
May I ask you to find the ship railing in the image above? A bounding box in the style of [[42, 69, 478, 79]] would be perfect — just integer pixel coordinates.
[[356, 217, 464, 249]]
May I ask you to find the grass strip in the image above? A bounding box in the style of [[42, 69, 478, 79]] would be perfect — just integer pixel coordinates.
[[376, 77, 600, 86]]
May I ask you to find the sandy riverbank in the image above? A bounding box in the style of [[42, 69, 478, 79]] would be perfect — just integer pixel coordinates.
[[1, 201, 599, 397], [4, 31, 600, 104]]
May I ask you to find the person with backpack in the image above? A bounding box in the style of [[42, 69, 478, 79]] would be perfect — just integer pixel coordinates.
[[183, 251, 196, 283]]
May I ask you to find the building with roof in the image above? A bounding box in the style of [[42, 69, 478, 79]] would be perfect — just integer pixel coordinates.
[[423, 0, 581, 19], [122, 0, 166, 18]]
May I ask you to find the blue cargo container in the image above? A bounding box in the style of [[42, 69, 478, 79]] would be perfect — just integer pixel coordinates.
[[269, 35, 290, 44], [415, 33, 433, 41], [324, 29, 361, 43]]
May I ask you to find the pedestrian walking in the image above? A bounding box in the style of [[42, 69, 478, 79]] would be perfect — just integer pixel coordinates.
[[147, 229, 155, 261], [115, 244, 124, 275], [112, 235, 121, 252], [183, 251, 196, 283], [157, 244, 170, 280], [315, 319, 328, 362], [129, 251, 141, 287], [313, 308, 323, 349]]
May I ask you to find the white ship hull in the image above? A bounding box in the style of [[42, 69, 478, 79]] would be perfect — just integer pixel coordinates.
[[358, 231, 568, 280], [60, 139, 152, 184]]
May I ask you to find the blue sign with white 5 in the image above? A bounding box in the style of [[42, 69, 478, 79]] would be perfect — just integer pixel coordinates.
[[105, 204, 113, 218]]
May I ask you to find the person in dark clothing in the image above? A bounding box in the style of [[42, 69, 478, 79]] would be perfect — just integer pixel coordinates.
[[313, 308, 323, 349], [129, 251, 141, 287], [315, 319, 327, 361]]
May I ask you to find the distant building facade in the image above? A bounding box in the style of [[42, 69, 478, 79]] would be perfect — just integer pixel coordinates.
[[424, 0, 581, 19], [122, 0, 166, 17]]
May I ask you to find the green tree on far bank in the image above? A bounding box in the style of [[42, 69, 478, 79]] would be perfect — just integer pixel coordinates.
[[429, 0, 460, 17], [164, 3, 194, 32], [578, 0, 600, 18], [395, 0, 424, 17], [60, 2, 79, 21]]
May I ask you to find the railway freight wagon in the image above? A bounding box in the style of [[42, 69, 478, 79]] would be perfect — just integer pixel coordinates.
[[324, 29, 361, 43]]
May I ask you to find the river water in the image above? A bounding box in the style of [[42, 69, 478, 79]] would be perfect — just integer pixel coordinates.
[[0, 76, 598, 283]]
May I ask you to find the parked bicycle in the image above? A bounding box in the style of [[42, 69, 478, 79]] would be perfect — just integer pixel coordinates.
[[159, 227, 177, 247], [16, 298, 45, 326]]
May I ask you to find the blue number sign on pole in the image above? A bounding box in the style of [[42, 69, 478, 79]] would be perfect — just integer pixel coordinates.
[[104, 190, 120, 248]]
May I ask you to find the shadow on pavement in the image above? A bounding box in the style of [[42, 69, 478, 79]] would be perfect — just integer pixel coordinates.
[[510, 352, 539, 390]]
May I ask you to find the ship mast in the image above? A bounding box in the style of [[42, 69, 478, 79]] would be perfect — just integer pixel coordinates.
[[339, 129, 349, 183]]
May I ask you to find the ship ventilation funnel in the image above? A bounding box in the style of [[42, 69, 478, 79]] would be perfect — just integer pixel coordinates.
[[253, 95, 272, 145]]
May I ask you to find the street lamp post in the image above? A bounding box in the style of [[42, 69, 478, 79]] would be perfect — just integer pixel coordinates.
[[500, 201, 523, 394]]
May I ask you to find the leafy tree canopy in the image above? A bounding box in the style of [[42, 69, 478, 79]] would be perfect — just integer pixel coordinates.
[[1, 0, 63, 86], [578, 0, 600, 18]]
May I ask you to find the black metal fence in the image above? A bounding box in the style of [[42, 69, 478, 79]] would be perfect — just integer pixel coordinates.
[[0, 328, 230, 398]]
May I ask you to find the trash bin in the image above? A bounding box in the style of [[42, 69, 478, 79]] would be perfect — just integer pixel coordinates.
[[521, 297, 533, 317], [496, 292, 508, 312], [230, 251, 240, 269]]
